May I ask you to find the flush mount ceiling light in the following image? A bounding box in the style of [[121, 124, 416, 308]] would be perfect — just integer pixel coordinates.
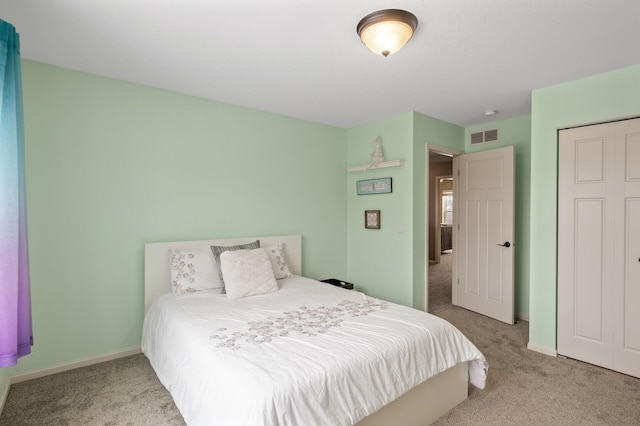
[[357, 9, 418, 57]]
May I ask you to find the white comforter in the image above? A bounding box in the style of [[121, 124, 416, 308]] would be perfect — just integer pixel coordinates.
[[141, 276, 487, 426]]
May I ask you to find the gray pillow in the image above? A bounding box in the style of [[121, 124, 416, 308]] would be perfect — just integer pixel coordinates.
[[211, 240, 260, 291]]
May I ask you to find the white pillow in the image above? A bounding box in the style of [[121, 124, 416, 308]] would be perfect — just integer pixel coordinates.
[[169, 249, 223, 295], [210, 240, 260, 289], [220, 248, 278, 299], [264, 243, 294, 279]]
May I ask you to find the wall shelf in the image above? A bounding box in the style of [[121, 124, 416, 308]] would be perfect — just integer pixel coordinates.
[[347, 137, 404, 172], [347, 159, 405, 172]]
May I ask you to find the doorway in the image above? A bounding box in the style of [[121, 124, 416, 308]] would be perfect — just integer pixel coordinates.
[[425, 144, 516, 323], [430, 176, 454, 313], [426, 148, 457, 314]]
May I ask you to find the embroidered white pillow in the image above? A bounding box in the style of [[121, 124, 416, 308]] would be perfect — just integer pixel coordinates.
[[264, 243, 294, 279], [168, 249, 223, 295], [220, 248, 278, 299]]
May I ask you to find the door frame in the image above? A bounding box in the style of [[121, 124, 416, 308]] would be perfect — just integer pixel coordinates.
[[425, 144, 463, 312]]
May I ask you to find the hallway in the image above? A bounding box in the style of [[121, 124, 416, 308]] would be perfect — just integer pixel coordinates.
[[428, 250, 452, 314]]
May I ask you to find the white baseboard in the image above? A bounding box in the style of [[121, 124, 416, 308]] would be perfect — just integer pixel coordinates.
[[0, 378, 9, 418], [10, 347, 141, 384], [515, 313, 529, 322], [527, 342, 557, 357]]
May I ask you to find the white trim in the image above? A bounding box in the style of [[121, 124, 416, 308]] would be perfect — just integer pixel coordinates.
[[10, 347, 141, 384], [516, 313, 529, 322], [0, 377, 9, 417], [527, 342, 557, 357]]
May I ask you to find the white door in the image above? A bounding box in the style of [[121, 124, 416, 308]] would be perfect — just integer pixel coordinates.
[[614, 118, 640, 378], [454, 146, 515, 324], [558, 123, 616, 368], [558, 118, 640, 378]]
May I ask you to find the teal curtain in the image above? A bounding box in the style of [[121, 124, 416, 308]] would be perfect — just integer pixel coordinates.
[[0, 19, 32, 367]]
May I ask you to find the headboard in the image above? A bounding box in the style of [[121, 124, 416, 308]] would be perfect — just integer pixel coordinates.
[[144, 235, 302, 312]]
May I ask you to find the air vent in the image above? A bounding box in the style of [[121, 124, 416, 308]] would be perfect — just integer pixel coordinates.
[[470, 128, 499, 145]]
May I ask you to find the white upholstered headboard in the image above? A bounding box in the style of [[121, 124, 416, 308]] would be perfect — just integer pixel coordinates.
[[144, 235, 302, 312]]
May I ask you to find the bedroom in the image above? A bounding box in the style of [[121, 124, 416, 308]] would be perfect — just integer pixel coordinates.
[[1, 1, 640, 424]]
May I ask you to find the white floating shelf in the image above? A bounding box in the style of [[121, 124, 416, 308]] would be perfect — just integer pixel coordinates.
[[347, 159, 405, 172]]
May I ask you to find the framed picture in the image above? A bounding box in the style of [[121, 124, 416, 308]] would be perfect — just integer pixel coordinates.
[[357, 177, 392, 195], [365, 210, 381, 229]]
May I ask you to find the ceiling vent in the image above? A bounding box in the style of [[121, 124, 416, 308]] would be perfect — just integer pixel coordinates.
[[470, 128, 499, 145]]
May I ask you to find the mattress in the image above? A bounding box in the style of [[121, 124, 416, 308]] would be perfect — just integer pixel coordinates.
[[141, 276, 487, 425]]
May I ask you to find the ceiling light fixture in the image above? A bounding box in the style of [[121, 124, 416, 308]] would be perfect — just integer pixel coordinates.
[[357, 9, 418, 57], [484, 109, 498, 116]]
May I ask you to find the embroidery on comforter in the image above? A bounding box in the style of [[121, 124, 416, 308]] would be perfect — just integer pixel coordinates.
[[210, 299, 388, 349]]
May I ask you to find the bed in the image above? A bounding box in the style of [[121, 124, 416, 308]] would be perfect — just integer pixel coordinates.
[[142, 235, 487, 425]]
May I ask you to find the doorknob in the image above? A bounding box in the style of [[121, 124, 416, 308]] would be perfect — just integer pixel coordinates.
[[497, 242, 511, 248]]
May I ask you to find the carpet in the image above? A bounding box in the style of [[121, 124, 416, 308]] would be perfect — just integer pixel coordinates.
[[428, 250, 453, 314], [0, 354, 185, 426]]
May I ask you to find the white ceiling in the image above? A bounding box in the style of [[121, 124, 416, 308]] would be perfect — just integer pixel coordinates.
[[2, 0, 639, 128]]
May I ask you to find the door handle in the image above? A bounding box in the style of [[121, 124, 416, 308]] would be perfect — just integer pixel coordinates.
[[497, 242, 511, 248]]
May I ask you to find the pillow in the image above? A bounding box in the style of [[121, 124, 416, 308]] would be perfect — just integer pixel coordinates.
[[264, 243, 293, 279], [219, 248, 278, 299], [168, 249, 223, 295], [210, 240, 260, 288]]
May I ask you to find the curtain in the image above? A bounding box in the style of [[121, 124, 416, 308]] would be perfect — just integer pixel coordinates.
[[0, 19, 32, 368]]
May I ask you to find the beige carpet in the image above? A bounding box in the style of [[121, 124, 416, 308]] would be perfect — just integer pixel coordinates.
[[434, 308, 640, 425], [428, 250, 453, 314], [0, 355, 185, 426], [2, 306, 639, 425]]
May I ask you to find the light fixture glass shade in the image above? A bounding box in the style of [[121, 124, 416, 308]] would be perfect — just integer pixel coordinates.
[[357, 9, 418, 57]]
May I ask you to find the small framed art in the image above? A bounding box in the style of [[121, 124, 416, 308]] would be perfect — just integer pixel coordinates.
[[364, 210, 381, 229], [357, 178, 392, 195]]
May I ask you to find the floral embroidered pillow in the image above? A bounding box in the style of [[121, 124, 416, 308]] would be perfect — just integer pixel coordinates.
[[168, 249, 223, 295], [219, 248, 278, 299], [264, 243, 293, 279]]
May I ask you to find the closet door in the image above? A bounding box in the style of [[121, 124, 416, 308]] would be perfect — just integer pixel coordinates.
[[558, 118, 640, 378], [558, 122, 616, 369], [613, 119, 640, 378]]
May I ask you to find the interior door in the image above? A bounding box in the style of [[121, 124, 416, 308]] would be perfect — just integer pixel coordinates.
[[454, 146, 515, 324]]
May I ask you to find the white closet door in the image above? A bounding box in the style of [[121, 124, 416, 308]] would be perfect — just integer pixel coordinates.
[[613, 119, 640, 378], [558, 118, 640, 378], [558, 123, 616, 368]]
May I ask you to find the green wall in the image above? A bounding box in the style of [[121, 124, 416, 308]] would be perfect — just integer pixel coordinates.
[[412, 113, 464, 311], [345, 112, 463, 309], [346, 113, 415, 306], [12, 60, 348, 375], [12, 56, 636, 382], [465, 115, 531, 318], [529, 64, 640, 352]]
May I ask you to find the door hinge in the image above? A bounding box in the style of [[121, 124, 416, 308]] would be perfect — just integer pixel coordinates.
[[457, 278, 460, 286]]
